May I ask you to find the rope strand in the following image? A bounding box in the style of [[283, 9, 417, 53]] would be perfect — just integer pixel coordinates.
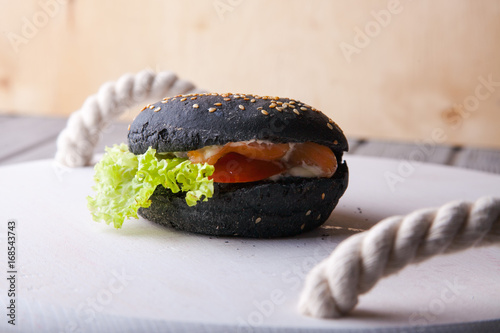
[[298, 196, 500, 318], [55, 70, 202, 167]]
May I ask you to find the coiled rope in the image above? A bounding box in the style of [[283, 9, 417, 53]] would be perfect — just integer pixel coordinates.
[[298, 196, 500, 318], [55, 70, 202, 167]]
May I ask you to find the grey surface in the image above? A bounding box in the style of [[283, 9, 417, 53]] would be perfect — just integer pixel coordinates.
[[6, 298, 500, 333], [0, 115, 129, 165], [350, 140, 455, 165], [0, 116, 66, 163], [453, 147, 500, 174], [1, 115, 500, 176]]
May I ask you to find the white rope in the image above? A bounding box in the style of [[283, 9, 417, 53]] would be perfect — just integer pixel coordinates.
[[298, 196, 500, 318], [55, 70, 203, 167]]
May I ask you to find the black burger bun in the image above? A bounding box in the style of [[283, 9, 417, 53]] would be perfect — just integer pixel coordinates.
[[128, 93, 349, 238], [139, 162, 348, 238], [128, 93, 348, 161]]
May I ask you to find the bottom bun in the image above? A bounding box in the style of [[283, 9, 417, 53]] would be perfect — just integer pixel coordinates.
[[138, 162, 348, 238]]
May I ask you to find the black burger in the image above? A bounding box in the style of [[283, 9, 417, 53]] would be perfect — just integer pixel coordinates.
[[88, 93, 348, 238]]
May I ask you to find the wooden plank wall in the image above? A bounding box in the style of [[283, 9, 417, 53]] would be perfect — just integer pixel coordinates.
[[1, 0, 499, 148]]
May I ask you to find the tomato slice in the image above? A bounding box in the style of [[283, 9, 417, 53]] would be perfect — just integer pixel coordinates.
[[210, 153, 286, 183]]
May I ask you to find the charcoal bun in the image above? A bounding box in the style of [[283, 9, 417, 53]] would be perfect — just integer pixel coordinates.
[[128, 93, 349, 238], [128, 93, 348, 157], [139, 161, 348, 238]]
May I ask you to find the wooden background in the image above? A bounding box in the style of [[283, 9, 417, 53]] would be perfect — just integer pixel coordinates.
[[1, 0, 499, 148]]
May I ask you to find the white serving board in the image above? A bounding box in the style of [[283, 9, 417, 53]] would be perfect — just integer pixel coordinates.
[[1, 155, 500, 332]]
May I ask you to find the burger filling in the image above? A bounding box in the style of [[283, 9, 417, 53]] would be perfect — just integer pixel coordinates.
[[187, 140, 337, 183], [88, 141, 339, 228]]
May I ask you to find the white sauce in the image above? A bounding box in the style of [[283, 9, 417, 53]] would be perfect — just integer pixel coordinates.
[[199, 146, 222, 159], [287, 164, 325, 178], [173, 151, 188, 158]]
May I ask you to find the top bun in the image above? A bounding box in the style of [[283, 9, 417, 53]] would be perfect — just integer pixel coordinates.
[[128, 93, 348, 156]]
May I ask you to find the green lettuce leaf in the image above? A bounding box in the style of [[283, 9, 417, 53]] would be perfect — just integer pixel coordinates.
[[87, 143, 214, 228]]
